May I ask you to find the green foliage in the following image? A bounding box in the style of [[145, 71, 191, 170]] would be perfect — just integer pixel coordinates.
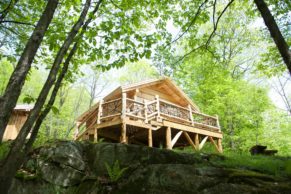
[[0, 141, 11, 161], [214, 152, 291, 177], [118, 60, 160, 85], [104, 160, 128, 183], [0, 58, 14, 95]]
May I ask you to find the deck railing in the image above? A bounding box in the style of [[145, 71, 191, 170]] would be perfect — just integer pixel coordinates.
[[76, 95, 221, 138]]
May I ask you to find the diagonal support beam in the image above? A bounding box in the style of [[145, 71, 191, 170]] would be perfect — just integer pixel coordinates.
[[199, 136, 208, 150], [171, 131, 183, 148], [209, 136, 221, 153], [183, 132, 197, 151]]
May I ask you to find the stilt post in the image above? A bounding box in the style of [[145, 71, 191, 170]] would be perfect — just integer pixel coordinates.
[[194, 133, 199, 150], [165, 126, 172, 149], [148, 128, 153, 147], [120, 122, 127, 144]]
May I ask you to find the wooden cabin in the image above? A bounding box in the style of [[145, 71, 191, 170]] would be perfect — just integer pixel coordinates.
[[74, 78, 223, 152], [3, 104, 33, 141]]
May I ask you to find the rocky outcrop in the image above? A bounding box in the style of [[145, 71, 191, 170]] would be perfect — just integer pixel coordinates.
[[8, 141, 291, 194]]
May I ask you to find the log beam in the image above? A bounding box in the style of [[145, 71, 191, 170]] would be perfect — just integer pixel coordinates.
[[209, 136, 221, 153], [94, 127, 98, 143], [199, 136, 208, 150], [120, 123, 127, 144], [183, 132, 197, 151], [165, 126, 172, 149], [148, 128, 153, 147], [218, 138, 223, 153], [194, 133, 199, 150], [171, 131, 183, 148]]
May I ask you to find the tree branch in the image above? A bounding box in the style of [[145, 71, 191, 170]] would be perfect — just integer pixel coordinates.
[[0, 20, 36, 27], [254, 0, 291, 74], [0, 0, 19, 22], [170, 0, 209, 45], [171, 0, 235, 65]]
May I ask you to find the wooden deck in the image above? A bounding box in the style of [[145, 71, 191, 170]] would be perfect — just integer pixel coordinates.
[[74, 93, 223, 152]]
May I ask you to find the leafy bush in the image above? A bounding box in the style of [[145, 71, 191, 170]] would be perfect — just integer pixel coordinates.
[[105, 160, 128, 183]]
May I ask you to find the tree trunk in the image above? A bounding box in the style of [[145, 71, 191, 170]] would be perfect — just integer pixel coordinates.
[[0, 0, 106, 192], [25, 42, 79, 150], [254, 0, 291, 74], [0, 0, 59, 142], [0, 0, 92, 192]]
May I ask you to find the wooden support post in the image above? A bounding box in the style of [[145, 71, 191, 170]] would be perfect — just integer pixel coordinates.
[[165, 127, 172, 149], [74, 121, 81, 139], [199, 136, 208, 150], [148, 128, 152, 147], [94, 127, 98, 143], [97, 99, 103, 124], [144, 99, 148, 123], [121, 93, 127, 119], [188, 105, 194, 126], [209, 136, 221, 153], [171, 131, 183, 148], [120, 122, 127, 144], [194, 133, 199, 150], [183, 132, 197, 151], [218, 138, 223, 153], [155, 95, 160, 119]]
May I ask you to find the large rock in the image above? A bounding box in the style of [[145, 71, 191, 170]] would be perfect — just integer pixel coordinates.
[[37, 141, 86, 187], [8, 141, 291, 194], [85, 143, 203, 176]]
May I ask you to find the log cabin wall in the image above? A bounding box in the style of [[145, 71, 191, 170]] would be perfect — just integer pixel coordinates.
[[3, 111, 29, 141]]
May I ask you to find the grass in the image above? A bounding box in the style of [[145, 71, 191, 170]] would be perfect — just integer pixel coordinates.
[[174, 144, 291, 178], [213, 152, 291, 177]]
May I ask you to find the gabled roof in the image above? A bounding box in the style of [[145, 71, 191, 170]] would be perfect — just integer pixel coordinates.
[[104, 77, 200, 111], [77, 77, 200, 122]]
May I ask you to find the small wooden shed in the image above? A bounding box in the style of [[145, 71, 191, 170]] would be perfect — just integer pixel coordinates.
[[2, 104, 33, 141], [75, 78, 223, 152]]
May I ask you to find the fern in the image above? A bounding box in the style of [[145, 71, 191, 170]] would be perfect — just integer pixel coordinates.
[[105, 160, 128, 182]]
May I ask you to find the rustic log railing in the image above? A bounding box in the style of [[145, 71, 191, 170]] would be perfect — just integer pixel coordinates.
[[76, 95, 221, 139]]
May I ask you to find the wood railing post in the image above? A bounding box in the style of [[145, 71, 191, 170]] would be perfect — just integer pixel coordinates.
[[97, 99, 103, 124], [166, 126, 172, 149], [121, 92, 127, 119], [144, 99, 148, 123], [155, 95, 160, 119], [188, 104, 194, 126]]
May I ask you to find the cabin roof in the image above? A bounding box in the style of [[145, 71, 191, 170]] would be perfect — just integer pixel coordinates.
[[77, 77, 200, 122], [14, 104, 34, 112], [105, 77, 200, 110]]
